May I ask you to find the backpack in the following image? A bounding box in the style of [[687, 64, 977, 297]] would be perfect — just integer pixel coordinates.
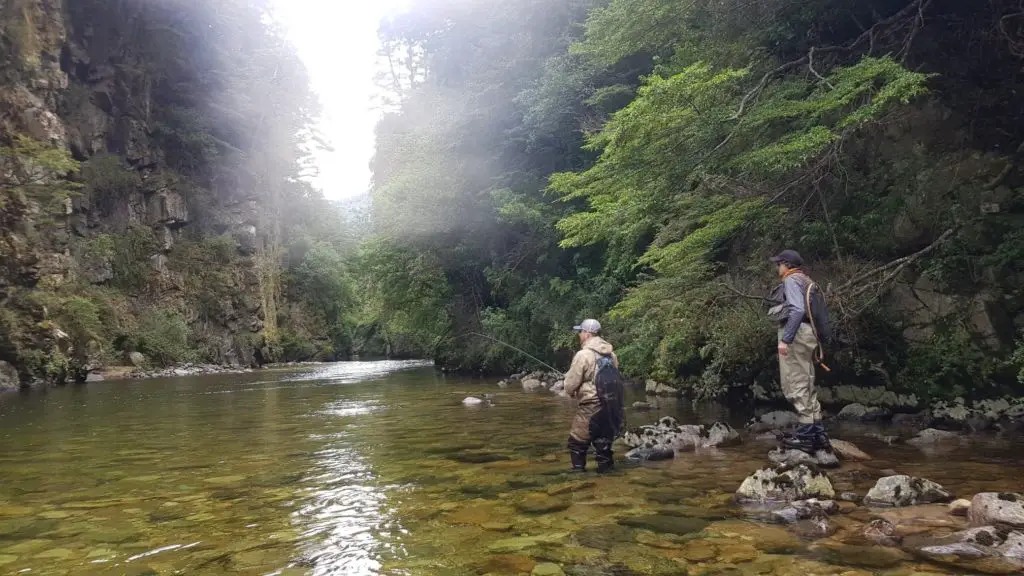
[[767, 274, 833, 368], [594, 353, 625, 437], [805, 281, 832, 348]]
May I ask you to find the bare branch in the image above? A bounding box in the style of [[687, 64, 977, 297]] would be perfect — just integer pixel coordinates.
[[839, 228, 955, 296], [808, 47, 835, 90], [720, 283, 773, 302]]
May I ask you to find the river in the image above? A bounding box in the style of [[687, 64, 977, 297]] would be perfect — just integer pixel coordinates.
[[0, 361, 1020, 575]]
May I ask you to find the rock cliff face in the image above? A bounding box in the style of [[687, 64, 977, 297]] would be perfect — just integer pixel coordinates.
[[0, 0, 288, 386]]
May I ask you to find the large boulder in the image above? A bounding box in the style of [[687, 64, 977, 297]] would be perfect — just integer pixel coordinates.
[[837, 403, 890, 422], [0, 361, 20, 391], [906, 428, 962, 447], [968, 493, 1024, 529], [128, 351, 147, 368], [864, 475, 953, 507], [749, 410, 800, 432], [521, 379, 546, 392], [736, 464, 835, 503], [644, 379, 679, 396], [912, 526, 1024, 573]]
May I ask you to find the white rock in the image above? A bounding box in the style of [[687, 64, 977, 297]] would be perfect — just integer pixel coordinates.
[[462, 396, 485, 406], [864, 475, 953, 507]]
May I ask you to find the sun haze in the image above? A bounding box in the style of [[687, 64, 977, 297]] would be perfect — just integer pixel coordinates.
[[271, 0, 410, 200]]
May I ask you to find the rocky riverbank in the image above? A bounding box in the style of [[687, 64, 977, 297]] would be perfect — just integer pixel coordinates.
[[88, 361, 324, 382]]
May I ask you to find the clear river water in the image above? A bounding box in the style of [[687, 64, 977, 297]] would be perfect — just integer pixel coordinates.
[[0, 360, 1020, 575]]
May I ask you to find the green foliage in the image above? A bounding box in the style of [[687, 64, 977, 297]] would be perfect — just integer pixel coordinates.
[[81, 155, 141, 214], [131, 310, 196, 367], [0, 135, 80, 210], [109, 229, 158, 292], [151, 107, 222, 175], [896, 323, 1013, 402]]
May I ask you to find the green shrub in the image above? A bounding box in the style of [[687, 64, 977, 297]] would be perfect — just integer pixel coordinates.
[[82, 155, 141, 214], [132, 310, 196, 367]]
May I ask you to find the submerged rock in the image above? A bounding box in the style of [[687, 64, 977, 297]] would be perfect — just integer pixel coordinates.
[[736, 463, 835, 503], [631, 401, 653, 411], [462, 396, 485, 406], [618, 514, 708, 535], [829, 439, 871, 461], [622, 417, 739, 460], [532, 563, 566, 576], [863, 475, 953, 507], [968, 493, 1024, 529], [864, 518, 902, 546], [913, 526, 1024, 573], [515, 493, 572, 515], [906, 428, 962, 447]]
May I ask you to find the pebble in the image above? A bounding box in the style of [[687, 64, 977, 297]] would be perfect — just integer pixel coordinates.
[[532, 563, 566, 576]]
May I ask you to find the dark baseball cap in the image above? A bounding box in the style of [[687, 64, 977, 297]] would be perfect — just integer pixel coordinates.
[[770, 249, 803, 266]]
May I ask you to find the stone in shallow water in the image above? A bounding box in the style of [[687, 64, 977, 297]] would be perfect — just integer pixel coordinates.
[[479, 554, 536, 574], [487, 533, 568, 554], [546, 481, 594, 496], [532, 563, 566, 576], [34, 547, 76, 560], [736, 463, 835, 502], [768, 448, 839, 468], [950, 498, 972, 517], [573, 524, 634, 549], [679, 539, 718, 561], [969, 493, 1024, 529], [516, 493, 572, 515], [830, 439, 872, 461], [617, 514, 709, 535], [863, 475, 953, 507], [811, 542, 911, 568]]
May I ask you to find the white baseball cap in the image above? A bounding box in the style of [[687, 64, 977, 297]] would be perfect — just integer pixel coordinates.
[[573, 319, 601, 333]]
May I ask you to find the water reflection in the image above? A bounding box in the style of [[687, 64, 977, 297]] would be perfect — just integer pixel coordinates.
[[297, 360, 435, 385], [296, 405, 392, 575]]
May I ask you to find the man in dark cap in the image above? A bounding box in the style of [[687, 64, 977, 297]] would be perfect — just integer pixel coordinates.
[[768, 250, 833, 454]]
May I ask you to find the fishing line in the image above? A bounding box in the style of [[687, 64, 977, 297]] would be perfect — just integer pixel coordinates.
[[442, 331, 565, 376]]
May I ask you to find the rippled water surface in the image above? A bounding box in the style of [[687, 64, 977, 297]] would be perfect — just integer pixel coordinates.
[[0, 361, 1021, 575]]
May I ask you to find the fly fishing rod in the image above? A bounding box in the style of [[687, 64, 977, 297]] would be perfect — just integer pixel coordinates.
[[445, 331, 565, 376]]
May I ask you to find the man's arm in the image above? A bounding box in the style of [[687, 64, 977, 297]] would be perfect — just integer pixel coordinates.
[[563, 351, 588, 398], [781, 277, 806, 344]]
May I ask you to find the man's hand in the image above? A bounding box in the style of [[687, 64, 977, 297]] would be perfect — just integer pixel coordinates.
[[778, 342, 789, 357]]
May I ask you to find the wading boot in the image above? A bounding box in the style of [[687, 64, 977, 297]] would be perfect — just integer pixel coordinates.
[[779, 424, 818, 454], [812, 424, 834, 453], [593, 439, 614, 474], [568, 440, 588, 473]]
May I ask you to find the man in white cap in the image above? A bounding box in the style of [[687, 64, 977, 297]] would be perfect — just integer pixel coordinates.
[[563, 319, 624, 473]]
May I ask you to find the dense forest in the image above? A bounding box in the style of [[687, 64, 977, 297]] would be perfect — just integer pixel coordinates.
[[368, 0, 1024, 402], [2, 0, 1024, 404]]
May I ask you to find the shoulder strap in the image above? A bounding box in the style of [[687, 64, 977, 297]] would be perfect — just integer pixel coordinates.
[[803, 281, 831, 372]]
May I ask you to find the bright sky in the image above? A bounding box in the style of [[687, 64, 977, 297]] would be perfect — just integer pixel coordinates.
[[272, 0, 410, 200]]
